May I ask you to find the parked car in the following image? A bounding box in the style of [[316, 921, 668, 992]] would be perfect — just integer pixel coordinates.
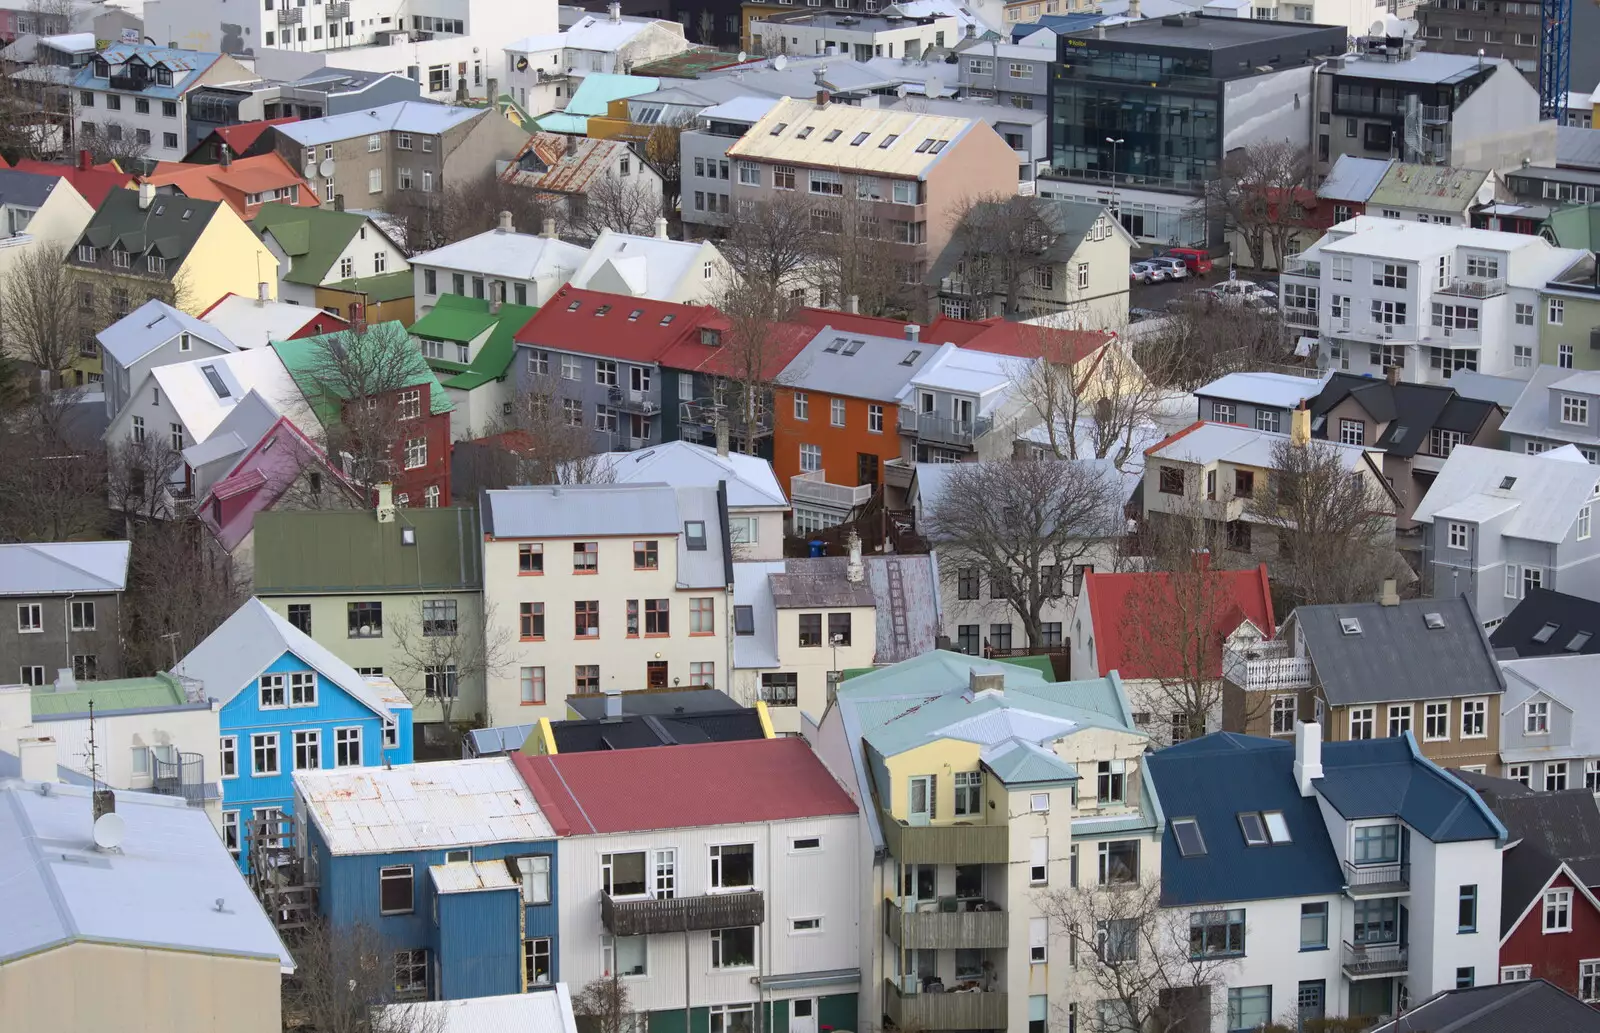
[[1130, 261, 1166, 284], [1160, 247, 1214, 276], [1147, 257, 1189, 280], [1203, 279, 1278, 311], [1128, 307, 1159, 323]]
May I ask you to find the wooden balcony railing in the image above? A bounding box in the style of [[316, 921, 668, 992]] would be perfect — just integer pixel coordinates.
[[880, 809, 1009, 865], [601, 890, 764, 936], [885, 898, 1007, 950], [883, 978, 1008, 1030]]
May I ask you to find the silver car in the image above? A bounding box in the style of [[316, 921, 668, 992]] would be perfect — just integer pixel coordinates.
[[1130, 261, 1166, 284], [1147, 257, 1189, 280]]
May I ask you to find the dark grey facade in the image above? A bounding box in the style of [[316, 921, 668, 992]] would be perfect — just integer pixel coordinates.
[[515, 343, 665, 453], [1414, 0, 1539, 88], [2, 592, 126, 684]]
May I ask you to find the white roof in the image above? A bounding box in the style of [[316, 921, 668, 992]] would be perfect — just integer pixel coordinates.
[[727, 97, 987, 180], [413, 227, 588, 281], [1412, 444, 1599, 543], [148, 346, 313, 444], [1312, 216, 1589, 286], [698, 95, 781, 124], [568, 230, 713, 300], [1196, 371, 1326, 410], [274, 101, 482, 147], [174, 598, 407, 719], [0, 781, 293, 970], [380, 986, 579, 1033], [430, 859, 520, 894], [589, 440, 787, 509], [903, 343, 1016, 416], [0, 541, 130, 595], [1501, 365, 1600, 446], [1150, 421, 1376, 472], [732, 559, 785, 669], [295, 758, 553, 855], [201, 295, 330, 351]]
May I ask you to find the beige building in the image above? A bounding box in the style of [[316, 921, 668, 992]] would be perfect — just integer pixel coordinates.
[[0, 780, 291, 1033], [480, 483, 734, 727]]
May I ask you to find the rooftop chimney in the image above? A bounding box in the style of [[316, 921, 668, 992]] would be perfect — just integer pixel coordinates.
[[608, 0, 622, 21], [1385, 365, 1399, 387], [566, 132, 578, 158], [964, 23, 976, 37], [815, 88, 830, 108], [1290, 403, 1311, 447], [498, 210, 514, 233], [18, 737, 56, 784], [654, 215, 669, 240], [78, 148, 92, 171], [92, 787, 116, 822], [256, 281, 270, 305], [715, 417, 730, 457], [969, 668, 1005, 696], [904, 324, 919, 342], [542, 217, 558, 239], [1293, 722, 1323, 797], [334, 193, 346, 212], [376, 482, 396, 523], [1379, 578, 1399, 606], [137, 181, 155, 211], [1128, 0, 1140, 17], [0, 684, 30, 731], [846, 294, 859, 314], [54, 668, 76, 693], [846, 530, 864, 583], [219, 143, 232, 169], [603, 689, 623, 721]]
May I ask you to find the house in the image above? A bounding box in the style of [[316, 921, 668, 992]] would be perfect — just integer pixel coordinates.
[[746, 8, 961, 62], [1148, 724, 1508, 1027], [1496, 654, 1600, 788], [812, 651, 1159, 1033], [503, 11, 689, 118], [268, 103, 530, 213], [1194, 371, 1327, 432], [1316, 155, 1391, 225], [0, 169, 93, 349], [1411, 444, 1600, 624], [479, 483, 734, 726], [1363, 163, 1496, 228], [198, 293, 351, 350], [271, 327, 454, 506], [100, 299, 238, 429], [410, 214, 589, 317], [566, 226, 730, 304], [139, 151, 316, 222], [1489, 587, 1600, 658], [514, 737, 861, 1033], [521, 686, 771, 753], [678, 95, 778, 234], [405, 295, 534, 442], [1499, 364, 1600, 459], [172, 597, 414, 870], [378, 986, 581, 1033], [653, 310, 812, 456], [726, 95, 1019, 297], [1537, 251, 1600, 372], [250, 201, 411, 316], [929, 199, 1133, 326], [1281, 216, 1587, 384], [0, 781, 292, 1033], [1221, 594, 1507, 772], [0, 672, 222, 827], [13, 151, 134, 207], [1307, 371, 1505, 527], [253, 506, 486, 730], [499, 132, 664, 228], [0, 541, 130, 683], [1369, 981, 1600, 1032], [183, 116, 299, 164], [294, 757, 558, 1000], [71, 44, 256, 163]]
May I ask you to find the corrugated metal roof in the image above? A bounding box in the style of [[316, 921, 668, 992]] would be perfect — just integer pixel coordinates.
[[1196, 370, 1325, 409], [483, 483, 683, 537], [380, 986, 579, 1033], [430, 859, 520, 894], [1148, 420, 1375, 472], [727, 96, 985, 179], [779, 326, 937, 401], [1317, 155, 1392, 202], [274, 101, 483, 147], [1366, 162, 1491, 213], [412, 227, 588, 282], [588, 441, 787, 510], [501, 133, 632, 195], [297, 757, 553, 855], [466, 724, 536, 756], [982, 740, 1078, 785], [31, 673, 190, 717], [252, 506, 483, 594], [1412, 443, 1599, 542], [1295, 596, 1502, 707], [0, 541, 131, 595]]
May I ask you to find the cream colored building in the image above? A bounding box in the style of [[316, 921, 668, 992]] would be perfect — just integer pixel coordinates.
[[481, 483, 733, 727]]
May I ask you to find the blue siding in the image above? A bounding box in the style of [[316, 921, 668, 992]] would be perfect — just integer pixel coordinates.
[[438, 891, 521, 999]]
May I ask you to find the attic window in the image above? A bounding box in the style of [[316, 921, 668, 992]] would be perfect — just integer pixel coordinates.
[[595, 304, 611, 317], [1390, 424, 1408, 440], [734, 604, 755, 635], [1238, 812, 1268, 846], [900, 350, 921, 366], [1172, 818, 1206, 858], [928, 140, 948, 154], [1568, 631, 1592, 651], [660, 314, 675, 326], [154, 204, 165, 216], [200, 364, 229, 399], [567, 300, 581, 312], [1532, 622, 1560, 644], [842, 339, 864, 356], [1262, 811, 1291, 843], [1500, 476, 1517, 490], [796, 126, 813, 139], [684, 519, 706, 551], [1423, 612, 1445, 630], [1339, 617, 1362, 635], [878, 134, 899, 148], [770, 121, 788, 136], [628, 309, 643, 321], [181, 209, 192, 220], [824, 129, 841, 142], [915, 138, 936, 153], [824, 336, 846, 353]]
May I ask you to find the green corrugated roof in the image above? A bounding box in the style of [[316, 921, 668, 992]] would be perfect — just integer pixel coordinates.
[[31, 673, 189, 717], [410, 294, 539, 392], [1542, 203, 1600, 250], [324, 269, 416, 303], [270, 323, 452, 426], [252, 202, 372, 286], [409, 294, 499, 343], [253, 506, 484, 593]]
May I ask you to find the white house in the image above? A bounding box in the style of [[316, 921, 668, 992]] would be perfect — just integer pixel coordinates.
[[503, 8, 690, 118], [568, 227, 730, 304], [410, 216, 590, 317], [0, 169, 94, 320], [70, 44, 256, 163], [100, 299, 239, 427], [747, 8, 962, 61]]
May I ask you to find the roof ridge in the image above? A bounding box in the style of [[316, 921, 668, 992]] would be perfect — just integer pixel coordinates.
[[2, 786, 80, 943]]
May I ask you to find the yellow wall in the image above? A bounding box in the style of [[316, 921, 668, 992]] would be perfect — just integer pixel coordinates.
[[0, 941, 282, 1033], [179, 203, 279, 315], [316, 287, 416, 327], [883, 739, 985, 823], [586, 99, 638, 141]]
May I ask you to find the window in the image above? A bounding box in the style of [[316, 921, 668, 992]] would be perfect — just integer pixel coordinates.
[[1509, 764, 1532, 787], [348, 601, 383, 638], [1582, 961, 1600, 1002], [523, 938, 552, 986], [1456, 967, 1475, 989], [644, 598, 669, 636], [1546, 888, 1572, 932], [689, 597, 715, 635], [72, 655, 96, 681], [374, 869, 417, 921], [1300, 902, 1328, 949], [1562, 344, 1576, 369], [519, 543, 544, 574], [251, 733, 279, 776], [1097, 840, 1138, 886], [1387, 703, 1412, 738], [711, 927, 756, 968], [520, 667, 546, 705], [1459, 885, 1477, 932], [830, 397, 846, 427], [573, 541, 598, 572], [1516, 302, 1536, 326], [602, 851, 648, 897], [1547, 761, 1569, 791], [66, 599, 96, 631], [1228, 987, 1272, 1032], [1373, 262, 1408, 288], [1159, 466, 1185, 495], [1550, 298, 1565, 325], [1189, 909, 1245, 958], [14, 601, 43, 634], [1527, 700, 1550, 734], [575, 600, 599, 637], [393, 949, 426, 994], [799, 443, 821, 472], [294, 729, 321, 770], [220, 736, 237, 778], [1353, 824, 1400, 864], [1444, 519, 1474, 550], [760, 672, 797, 706], [259, 673, 286, 709], [1097, 760, 1125, 803], [1503, 965, 1533, 982], [1349, 707, 1375, 740], [949, 770, 983, 816], [793, 391, 809, 420], [1027, 916, 1048, 963], [709, 843, 755, 889], [285, 603, 312, 634], [334, 727, 361, 767], [223, 811, 240, 855]]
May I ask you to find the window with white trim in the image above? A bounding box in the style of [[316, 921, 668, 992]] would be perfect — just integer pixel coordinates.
[[1349, 707, 1375, 740], [1545, 888, 1572, 932], [1526, 700, 1550, 734], [1424, 701, 1450, 741], [1448, 522, 1469, 549]]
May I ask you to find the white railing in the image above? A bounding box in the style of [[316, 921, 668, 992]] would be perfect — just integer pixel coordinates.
[[790, 470, 871, 511], [1283, 253, 1321, 277], [1283, 309, 1320, 328], [1222, 644, 1313, 690]]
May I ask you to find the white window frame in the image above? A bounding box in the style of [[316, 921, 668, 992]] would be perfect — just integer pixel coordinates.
[[251, 732, 280, 776], [1461, 698, 1487, 739], [1526, 700, 1550, 735], [1545, 888, 1573, 932], [1423, 701, 1450, 742], [1447, 522, 1469, 550], [334, 726, 362, 767], [220, 735, 237, 779]]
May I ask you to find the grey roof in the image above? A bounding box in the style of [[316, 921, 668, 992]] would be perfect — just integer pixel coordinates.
[[1067, 13, 1337, 48], [1501, 364, 1600, 446], [97, 298, 236, 369], [1558, 125, 1600, 171], [1316, 155, 1391, 202], [1316, 735, 1507, 843], [568, 688, 743, 720], [0, 781, 293, 970], [1412, 444, 1600, 543], [1490, 587, 1600, 659], [0, 541, 131, 595], [1294, 596, 1504, 706], [0, 166, 60, 209], [464, 724, 534, 757], [1508, 163, 1600, 188], [1336, 50, 1508, 85], [1472, 778, 1600, 889], [927, 198, 1108, 283], [1448, 370, 1531, 409], [865, 554, 940, 663], [1195, 370, 1325, 410], [778, 326, 938, 401], [273, 101, 482, 147], [549, 707, 766, 752], [1368, 981, 1600, 1033], [769, 567, 876, 609], [1500, 654, 1600, 764], [588, 440, 787, 510], [1310, 374, 1499, 458]]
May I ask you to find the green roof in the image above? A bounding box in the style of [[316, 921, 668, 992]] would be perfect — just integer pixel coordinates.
[[410, 294, 539, 391], [253, 506, 484, 593], [838, 653, 1056, 683], [324, 269, 416, 303], [1542, 203, 1600, 250], [31, 673, 191, 718], [78, 189, 219, 275], [270, 322, 452, 426], [630, 49, 748, 78], [252, 203, 372, 286]]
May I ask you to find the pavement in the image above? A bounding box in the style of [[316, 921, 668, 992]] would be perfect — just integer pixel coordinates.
[[1128, 267, 1285, 316]]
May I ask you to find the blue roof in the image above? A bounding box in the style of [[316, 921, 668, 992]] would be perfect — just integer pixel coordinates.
[[73, 44, 223, 100], [1147, 734, 1345, 907], [1009, 12, 1105, 40], [1318, 735, 1507, 844]]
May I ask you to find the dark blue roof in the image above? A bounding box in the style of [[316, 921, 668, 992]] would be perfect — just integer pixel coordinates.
[[1318, 735, 1507, 843], [1146, 733, 1344, 907], [1008, 13, 1105, 41]]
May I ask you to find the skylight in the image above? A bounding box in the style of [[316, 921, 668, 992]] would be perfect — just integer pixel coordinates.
[[1238, 812, 1268, 846], [660, 314, 675, 326], [851, 131, 869, 146], [1568, 631, 1592, 651], [824, 129, 841, 142], [915, 138, 936, 153], [796, 126, 813, 139], [734, 604, 755, 635], [594, 304, 611, 317], [1533, 622, 1560, 644], [770, 121, 788, 136], [1262, 811, 1291, 844], [1423, 612, 1445, 630], [1173, 818, 1206, 858], [200, 364, 229, 399], [842, 339, 864, 356], [900, 350, 921, 366], [628, 309, 643, 321], [878, 133, 899, 149], [567, 300, 581, 312], [1500, 476, 1517, 490], [1339, 617, 1362, 635], [928, 140, 948, 154], [824, 337, 846, 353]]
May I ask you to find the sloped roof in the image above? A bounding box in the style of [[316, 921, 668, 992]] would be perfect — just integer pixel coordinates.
[[1147, 733, 1345, 907], [253, 506, 482, 593], [149, 346, 312, 444], [501, 132, 630, 194], [78, 187, 225, 274], [779, 326, 937, 401], [273, 101, 483, 147], [1147, 420, 1377, 472], [380, 988, 579, 1033], [201, 294, 348, 350], [1500, 363, 1600, 447], [73, 43, 221, 99], [210, 116, 298, 156], [1500, 654, 1600, 765], [97, 298, 235, 368], [1541, 202, 1600, 250], [728, 96, 986, 180], [1412, 444, 1599, 542], [0, 541, 131, 595], [195, 414, 360, 551], [140, 153, 316, 220], [0, 781, 292, 970], [1366, 162, 1491, 213], [412, 225, 589, 281], [1196, 370, 1325, 410], [544, 707, 767, 753], [1315, 735, 1506, 843], [514, 738, 856, 835], [568, 231, 716, 300], [559, 73, 661, 117], [1310, 373, 1499, 458], [1468, 776, 1600, 890], [1368, 980, 1600, 1033], [269, 325, 451, 426], [1316, 155, 1391, 202], [12, 158, 133, 207], [585, 440, 786, 510], [1296, 596, 1502, 705], [513, 288, 716, 361], [0, 166, 62, 209], [1490, 587, 1600, 658], [251, 202, 384, 285], [410, 294, 538, 391], [1083, 564, 1275, 680]]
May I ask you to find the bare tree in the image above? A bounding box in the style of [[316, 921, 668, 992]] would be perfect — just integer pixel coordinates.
[[389, 599, 511, 732], [623, 114, 692, 214], [571, 171, 666, 240], [572, 974, 643, 1033], [78, 119, 151, 168], [923, 459, 1126, 650], [702, 276, 806, 455], [1009, 331, 1162, 471], [454, 374, 611, 494], [105, 430, 189, 527], [1038, 883, 1237, 1033], [392, 172, 561, 256], [1192, 140, 1316, 271], [1250, 436, 1403, 608], [717, 192, 824, 294], [940, 193, 1062, 320], [1, 242, 80, 385], [293, 322, 424, 494], [1130, 299, 1295, 393], [0, 390, 109, 540], [122, 518, 246, 674], [804, 195, 918, 317], [281, 919, 445, 1033]]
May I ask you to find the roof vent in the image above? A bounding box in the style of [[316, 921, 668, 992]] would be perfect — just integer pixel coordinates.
[[1423, 611, 1445, 630], [1339, 617, 1362, 635], [969, 669, 1005, 696]]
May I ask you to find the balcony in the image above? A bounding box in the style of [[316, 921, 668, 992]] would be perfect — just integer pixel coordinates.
[[1341, 940, 1408, 979], [790, 470, 872, 513], [327, 0, 349, 14], [897, 407, 993, 449], [885, 898, 1008, 950], [1420, 103, 1451, 123], [1282, 254, 1321, 278], [1222, 642, 1313, 691], [1344, 860, 1410, 896], [277, 6, 302, 23], [150, 750, 207, 808], [1283, 308, 1321, 329], [601, 890, 764, 936], [881, 811, 1009, 865], [883, 978, 1008, 1031], [1434, 276, 1507, 299], [607, 386, 660, 415], [883, 457, 915, 491]]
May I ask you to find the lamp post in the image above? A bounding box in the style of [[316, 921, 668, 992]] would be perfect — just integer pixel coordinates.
[[1105, 136, 1125, 216]]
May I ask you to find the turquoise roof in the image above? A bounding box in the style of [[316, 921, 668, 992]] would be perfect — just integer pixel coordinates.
[[564, 73, 660, 116], [534, 113, 589, 134], [984, 741, 1079, 786]]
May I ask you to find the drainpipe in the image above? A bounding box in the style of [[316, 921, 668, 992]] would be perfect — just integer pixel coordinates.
[[63, 592, 75, 678]]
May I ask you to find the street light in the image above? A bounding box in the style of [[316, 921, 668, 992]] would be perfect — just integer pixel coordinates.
[[1105, 137, 1125, 216]]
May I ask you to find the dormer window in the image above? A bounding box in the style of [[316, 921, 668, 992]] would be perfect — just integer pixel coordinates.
[[155, 66, 172, 86], [92, 57, 108, 78], [684, 520, 706, 551]]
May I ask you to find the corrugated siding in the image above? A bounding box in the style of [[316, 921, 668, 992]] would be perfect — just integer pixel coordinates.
[[439, 890, 523, 999]]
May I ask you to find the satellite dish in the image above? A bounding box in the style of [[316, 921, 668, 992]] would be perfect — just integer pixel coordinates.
[[93, 811, 125, 851], [319, 157, 336, 177], [737, 50, 747, 62], [303, 162, 318, 180], [773, 54, 788, 70], [516, 55, 529, 71]]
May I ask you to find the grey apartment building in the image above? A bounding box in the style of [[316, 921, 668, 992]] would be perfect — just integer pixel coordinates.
[[1, 542, 131, 685], [1414, 0, 1540, 86]]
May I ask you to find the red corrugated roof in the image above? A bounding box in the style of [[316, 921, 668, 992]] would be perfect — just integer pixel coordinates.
[[513, 286, 719, 363], [214, 117, 297, 154], [513, 738, 857, 835], [924, 315, 1112, 363], [790, 307, 919, 338], [1084, 562, 1276, 680], [655, 319, 811, 380], [14, 159, 134, 207]]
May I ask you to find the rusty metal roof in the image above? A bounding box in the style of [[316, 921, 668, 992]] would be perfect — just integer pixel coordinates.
[[501, 132, 631, 195]]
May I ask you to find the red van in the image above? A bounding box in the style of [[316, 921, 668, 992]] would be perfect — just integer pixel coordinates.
[[1161, 247, 1214, 276]]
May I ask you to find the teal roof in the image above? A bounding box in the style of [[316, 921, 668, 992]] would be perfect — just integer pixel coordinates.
[[564, 73, 660, 116], [533, 113, 590, 134], [984, 741, 1079, 786], [31, 673, 191, 717], [270, 323, 452, 426]]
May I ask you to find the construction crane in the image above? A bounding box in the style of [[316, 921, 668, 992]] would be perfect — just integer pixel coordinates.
[[1539, 0, 1572, 121]]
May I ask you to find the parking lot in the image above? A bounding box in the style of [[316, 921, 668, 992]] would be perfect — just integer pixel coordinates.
[[1127, 265, 1282, 317]]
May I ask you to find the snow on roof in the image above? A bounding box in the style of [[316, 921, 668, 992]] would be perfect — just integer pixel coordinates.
[[1196, 370, 1326, 409]]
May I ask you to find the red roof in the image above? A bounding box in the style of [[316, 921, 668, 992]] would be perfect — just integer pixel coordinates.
[[1084, 562, 1276, 680], [213, 117, 297, 155], [924, 315, 1112, 363], [513, 738, 857, 835], [791, 307, 918, 338], [14, 157, 134, 207], [656, 319, 812, 380], [514, 286, 720, 363]]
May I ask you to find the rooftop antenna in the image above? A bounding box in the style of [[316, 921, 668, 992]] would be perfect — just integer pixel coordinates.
[[160, 630, 180, 670]]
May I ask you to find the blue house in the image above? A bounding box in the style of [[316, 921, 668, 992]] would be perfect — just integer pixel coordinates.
[[294, 757, 559, 1001], [174, 597, 413, 869]]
